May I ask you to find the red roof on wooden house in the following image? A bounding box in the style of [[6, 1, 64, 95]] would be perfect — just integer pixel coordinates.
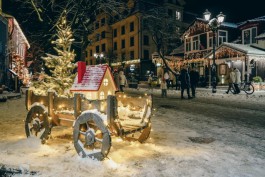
[[71, 62, 114, 91]]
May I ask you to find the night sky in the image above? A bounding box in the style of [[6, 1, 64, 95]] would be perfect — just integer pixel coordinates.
[[184, 0, 264, 23], [2, 0, 264, 31], [2, 0, 264, 23]]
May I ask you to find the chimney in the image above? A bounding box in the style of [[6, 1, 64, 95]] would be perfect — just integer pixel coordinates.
[[77, 61, 86, 83]]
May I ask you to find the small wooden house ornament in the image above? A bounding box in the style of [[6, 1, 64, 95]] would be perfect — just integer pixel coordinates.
[[70, 62, 118, 100]]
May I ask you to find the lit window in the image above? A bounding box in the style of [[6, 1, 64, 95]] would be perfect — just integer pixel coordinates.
[[103, 79, 108, 86], [100, 92, 105, 99], [108, 91, 111, 95], [86, 92, 92, 99], [176, 11, 181, 20]]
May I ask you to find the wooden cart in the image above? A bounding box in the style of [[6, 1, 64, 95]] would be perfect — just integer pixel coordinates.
[[25, 90, 153, 160]]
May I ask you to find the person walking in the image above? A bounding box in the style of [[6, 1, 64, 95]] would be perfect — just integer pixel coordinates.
[[147, 74, 153, 91], [174, 71, 181, 90], [225, 68, 234, 94], [119, 71, 127, 92], [189, 67, 199, 98], [180, 66, 192, 99], [233, 68, 241, 94], [163, 71, 170, 88], [160, 79, 167, 98], [113, 69, 120, 92], [169, 72, 175, 89]]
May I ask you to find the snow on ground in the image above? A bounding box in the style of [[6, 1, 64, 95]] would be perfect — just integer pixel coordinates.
[[0, 87, 265, 177]]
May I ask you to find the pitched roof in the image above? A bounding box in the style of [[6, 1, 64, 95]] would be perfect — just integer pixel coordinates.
[[222, 42, 265, 55], [170, 44, 184, 56], [256, 32, 265, 39], [205, 42, 265, 58], [182, 18, 237, 36], [237, 16, 265, 27], [70, 65, 109, 91]]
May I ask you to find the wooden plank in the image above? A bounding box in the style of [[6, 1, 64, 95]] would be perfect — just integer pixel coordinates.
[[57, 113, 75, 120]]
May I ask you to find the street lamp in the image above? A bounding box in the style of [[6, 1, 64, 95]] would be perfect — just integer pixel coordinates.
[[94, 53, 104, 64], [203, 9, 225, 93]]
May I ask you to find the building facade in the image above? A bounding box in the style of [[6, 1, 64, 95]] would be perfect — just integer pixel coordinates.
[[205, 16, 265, 84], [86, 0, 186, 80], [181, 15, 265, 86], [0, 10, 30, 90], [0, 12, 8, 85], [182, 18, 239, 86]]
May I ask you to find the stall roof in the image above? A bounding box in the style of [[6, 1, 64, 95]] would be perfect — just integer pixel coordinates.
[[205, 42, 265, 59]]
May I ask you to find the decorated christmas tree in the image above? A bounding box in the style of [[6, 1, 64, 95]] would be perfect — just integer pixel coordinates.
[[32, 12, 76, 96]]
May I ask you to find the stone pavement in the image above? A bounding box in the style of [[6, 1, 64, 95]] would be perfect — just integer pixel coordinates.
[[136, 81, 265, 95]]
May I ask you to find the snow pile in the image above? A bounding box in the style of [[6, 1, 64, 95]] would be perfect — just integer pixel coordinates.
[[0, 89, 265, 177]]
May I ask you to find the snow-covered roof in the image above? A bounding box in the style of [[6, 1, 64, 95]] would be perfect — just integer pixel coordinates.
[[182, 18, 237, 37], [3, 13, 30, 48], [205, 42, 265, 58], [70, 65, 110, 91], [256, 32, 265, 39], [170, 44, 184, 55], [237, 16, 265, 27], [221, 22, 238, 28], [222, 42, 265, 55], [195, 18, 237, 28]]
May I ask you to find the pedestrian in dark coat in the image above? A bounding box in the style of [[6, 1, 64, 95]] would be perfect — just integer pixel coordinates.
[[160, 79, 167, 98], [174, 71, 181, 90], [189, 67, 199, 97], [180, 66, 192, 99]]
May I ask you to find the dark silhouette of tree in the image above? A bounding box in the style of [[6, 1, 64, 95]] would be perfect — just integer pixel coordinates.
[[7, 0, 129, 61], [143, 6, 183, 75]]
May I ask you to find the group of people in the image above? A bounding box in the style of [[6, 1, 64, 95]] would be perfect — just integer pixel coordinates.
[[113, 70, 127, 92], [113, 66, 241, 97], [179, 66, 199, 99], [160, 66, 200, 99]]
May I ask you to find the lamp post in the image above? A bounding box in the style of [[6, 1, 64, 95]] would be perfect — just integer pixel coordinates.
[[203, 9, 225, 93], [94, 53, 104, 64]]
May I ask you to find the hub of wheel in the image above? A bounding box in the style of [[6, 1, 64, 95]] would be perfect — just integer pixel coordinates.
[[31, 117, 42, 135], [85, 129, 95, 146]]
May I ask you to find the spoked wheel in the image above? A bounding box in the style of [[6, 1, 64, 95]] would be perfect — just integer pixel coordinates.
[[73, 112, 111, 160], [244, 84, 254, 95], [25, 105, 50, 144]]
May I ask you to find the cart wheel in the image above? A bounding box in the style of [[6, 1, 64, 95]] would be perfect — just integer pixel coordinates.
[[25, 105, 50, 143], [124, 120, 152, 143], [73, 112, 111, 160]]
